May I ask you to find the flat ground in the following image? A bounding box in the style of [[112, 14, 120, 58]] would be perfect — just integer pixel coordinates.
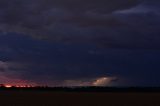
[[0, 91, 160, 106]]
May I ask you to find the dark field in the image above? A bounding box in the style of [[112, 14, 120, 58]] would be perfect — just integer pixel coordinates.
[[0, 91, 160, 106]]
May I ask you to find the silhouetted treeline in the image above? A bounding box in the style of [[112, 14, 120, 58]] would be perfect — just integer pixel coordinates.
[[0, 86, 160, 92]]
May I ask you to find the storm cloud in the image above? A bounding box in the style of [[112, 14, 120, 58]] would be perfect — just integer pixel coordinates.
[[1, 0, 155, 49], [0, 33, 160, 86], [0, 0, 160, 86]]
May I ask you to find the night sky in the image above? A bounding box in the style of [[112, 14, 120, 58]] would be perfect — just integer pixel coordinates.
[[0, 0, 160, 87]]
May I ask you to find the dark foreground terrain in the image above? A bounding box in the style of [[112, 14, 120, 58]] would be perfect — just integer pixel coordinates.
[[0, 90, 160, 106]]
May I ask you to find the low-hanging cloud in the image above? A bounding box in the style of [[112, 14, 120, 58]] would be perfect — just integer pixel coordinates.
[[61, 77, 117, 86], [92, 77, 117, 86]]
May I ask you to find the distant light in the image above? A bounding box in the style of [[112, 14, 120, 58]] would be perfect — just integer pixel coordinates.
[[15, 85, 33, 88], [5, 85, 12, 88]]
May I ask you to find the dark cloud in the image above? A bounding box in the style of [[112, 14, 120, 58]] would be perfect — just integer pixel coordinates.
[[0, 33, 112, 86], [0, 0, 160, 49], [0, 33, 160, 86], [0, 0, 141, 46], [0, 0, 160, 86]]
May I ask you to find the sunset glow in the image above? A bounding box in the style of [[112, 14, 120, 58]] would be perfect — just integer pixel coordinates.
[[5, 85, 12, 88], [0, 83, 36, 88]]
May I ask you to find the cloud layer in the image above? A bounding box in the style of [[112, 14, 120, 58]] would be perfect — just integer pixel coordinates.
[[1, 0, 154, 49], [0, 0, 159, 49], [0, 33, 160, 86], [0, 0, 160, 86]]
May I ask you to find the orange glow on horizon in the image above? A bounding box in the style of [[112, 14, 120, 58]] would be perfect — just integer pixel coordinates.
[[1, 84, 35, 88], [5, 85, 12, 88]]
